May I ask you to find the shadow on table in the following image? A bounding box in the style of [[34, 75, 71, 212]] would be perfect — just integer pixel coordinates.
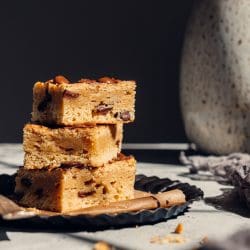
[[0, 229, 131, 249], [0, 209, 186, 235], [0, 230, 132, 250], [205, 188, 250, 218], [123, 147, 209, 165], [64, 233, 132, 250], [0, 160, 19, 169], [178, 173, 250, 218], [0, 230, 9, 241], [123, 149, 189, 165], [178, 172, 229, 185]]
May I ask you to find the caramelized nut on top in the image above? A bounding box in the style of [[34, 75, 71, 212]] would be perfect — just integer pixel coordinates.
[[98, 77, 119, 83], [116, 153, 132, 161], [54, 75, 70, 84], [45, 79, 54, 84], [78, 78, 96, 84]]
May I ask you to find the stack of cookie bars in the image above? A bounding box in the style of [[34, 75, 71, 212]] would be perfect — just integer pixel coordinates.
[[15, 76, 136, 212]]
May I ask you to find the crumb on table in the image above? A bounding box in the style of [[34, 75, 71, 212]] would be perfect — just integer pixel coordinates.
[[93, 241, 113, 250], [150, 234, 187, 244], [174, 223, 184, 234], [200, 236, 209, 245]]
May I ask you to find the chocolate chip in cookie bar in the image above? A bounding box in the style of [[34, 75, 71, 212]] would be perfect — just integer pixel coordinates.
[[23, 123, 123, 169], [15, 155, 136, 212], [31, 76, 136, 125]]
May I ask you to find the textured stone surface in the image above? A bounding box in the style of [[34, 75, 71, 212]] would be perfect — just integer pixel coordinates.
[[181, 0, 250, 154]]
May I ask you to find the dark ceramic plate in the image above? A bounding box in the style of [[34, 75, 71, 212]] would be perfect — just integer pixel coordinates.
[[0, 174, 203, 231]]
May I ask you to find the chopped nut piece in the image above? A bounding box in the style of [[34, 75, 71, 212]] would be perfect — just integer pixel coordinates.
[[78, 78, 96, 83], [54, 75, 70, 84], [174, 223, 184, 234], [150, 234, 187, 244], [98, 76, 119, 83], [93, 241, 113, 250]]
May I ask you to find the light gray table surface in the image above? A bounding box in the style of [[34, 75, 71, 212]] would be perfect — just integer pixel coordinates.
[[0, 143, 250, 250]]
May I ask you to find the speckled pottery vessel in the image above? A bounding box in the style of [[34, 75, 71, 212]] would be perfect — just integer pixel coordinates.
[[180, 0, 250, 155]]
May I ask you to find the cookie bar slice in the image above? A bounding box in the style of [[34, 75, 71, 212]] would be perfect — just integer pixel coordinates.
[[15, 155, 136, 212], [31, 76, 136, 125], [23, 123, 122, 169]]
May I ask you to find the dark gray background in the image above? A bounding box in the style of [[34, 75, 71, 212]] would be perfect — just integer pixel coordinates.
[[0, 0, 193, 143]]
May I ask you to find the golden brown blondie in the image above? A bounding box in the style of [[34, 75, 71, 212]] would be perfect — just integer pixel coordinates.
[[23, 123, 123, 169], [15, 155, 136, 212], [31, 76, 136, 125]]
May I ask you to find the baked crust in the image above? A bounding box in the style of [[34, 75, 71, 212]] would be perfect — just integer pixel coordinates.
[[23, 123, 123, 169], [31, 76, 136, 125], [15, 156, 136, 212]]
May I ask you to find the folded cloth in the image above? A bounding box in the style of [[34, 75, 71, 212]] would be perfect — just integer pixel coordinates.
[[180, 152, 250, 208], [198, 229, 250, 250], [180, 152, 250, 180]]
